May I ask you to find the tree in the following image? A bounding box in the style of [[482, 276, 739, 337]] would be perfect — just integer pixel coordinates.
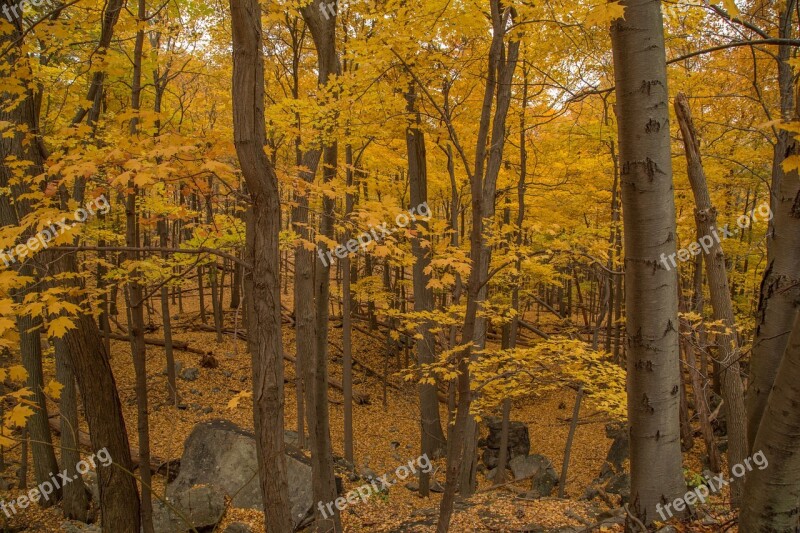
[[674, 92, 747, 505], [230, 0, 293, 530], [610, 0, 686, 524], [740, 310, 800, 531]]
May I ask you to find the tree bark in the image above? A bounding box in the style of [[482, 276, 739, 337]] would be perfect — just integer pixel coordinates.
[[54, 354, 88, 520], [740, 310, 800, 532], [230, 0, 294, 530], [746, 87, 800, 448], [405, 84, 447, 462], [674, 92, 748, 505], [437, 2, 519, 530], [610, 0, 687, 525]]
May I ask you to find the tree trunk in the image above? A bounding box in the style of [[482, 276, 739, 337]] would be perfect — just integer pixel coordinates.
[[230, 0, 294, 529], [405, 84, 447, 462], [610, 0, 686, 525], [342, 145, 355, 465], [746, 89, 800, 448], [20, 311, 61, 502], [1, 12, 140, 527], [54, 354, 88, 520], [159, 220, 178, 405], [740, 310, 800, 532], [674, 92, 748, 505], [437, 3, 519, 530], [299, 3, 342, 530]]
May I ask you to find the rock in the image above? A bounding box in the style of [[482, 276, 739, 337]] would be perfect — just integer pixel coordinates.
[[598, 422, 628, 481], [83, 470, 100, 503], [603, 472, 630, 504], [223, 522, 254, 533], [60, 522, 101, 533], [656, 527, 678, 533], [202, 406, 213, 414], [222, 370, 232, 378], [508, 454, 558, 498], [180, 367, 199, 381], [480, 416, 530, 469], [152, 484, 225, 532], [211, 387, 221, 393], [166, 419, 313, 530]]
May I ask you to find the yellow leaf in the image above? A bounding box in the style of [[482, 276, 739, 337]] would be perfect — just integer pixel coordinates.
[[721, 0, 739, 17], [227, 390, 252, 409], [8, 366, 27, 382], [8, 404, 34, 427], [47, 316, 74, 338], [0, 426, 15, 447], [43, 379, 63, 400], [782, 154, 800, 174]]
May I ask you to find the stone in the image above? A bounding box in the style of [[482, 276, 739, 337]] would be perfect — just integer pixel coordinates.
[[603, 472, 630, 504], [223, 522, 254, 533], [60, 522, 101, 533], [83, 470, 100, 503], [166, 419, 313, 530], [480, 416, 530, 469], [179, 367, 199, 381], [152, 484, 225, 532], [508, 454, 558, 497], [598, 422, 628, 481]]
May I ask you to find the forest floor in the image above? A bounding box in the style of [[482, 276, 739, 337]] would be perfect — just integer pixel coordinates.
[[1, 297, 737, 532]]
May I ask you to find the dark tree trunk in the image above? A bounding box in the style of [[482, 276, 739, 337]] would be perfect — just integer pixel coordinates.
[[230, 0, 294, 529]]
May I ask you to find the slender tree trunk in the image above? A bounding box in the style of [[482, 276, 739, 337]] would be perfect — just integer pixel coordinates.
[[438, 3, 519, 529], [299, 3, 342, 530], [405, 84, 446, 463], [342, 145, 354, 465], [129, 9, 155, 528], [19, 311, 61, 501], [674, 92, 748, 504], [55, 354, 88, 520], [159, 220, 178, 405], [230, 1, 294, 529], [610, 0, 686, 525]]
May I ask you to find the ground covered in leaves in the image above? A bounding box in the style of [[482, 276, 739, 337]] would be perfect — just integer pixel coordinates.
[[0, 298, 738, 532]]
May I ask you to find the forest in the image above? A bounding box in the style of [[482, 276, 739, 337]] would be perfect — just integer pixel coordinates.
[[0, 0, 799, 531]]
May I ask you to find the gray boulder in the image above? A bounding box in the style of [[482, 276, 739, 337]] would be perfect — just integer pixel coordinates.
[[223, 523, 254, 533], [179, 367, 199, 381], [166, 419, 313, 530], [153, 485, 225, 532], [480, 417, 530, 469], [509, 454, 558, 497]]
